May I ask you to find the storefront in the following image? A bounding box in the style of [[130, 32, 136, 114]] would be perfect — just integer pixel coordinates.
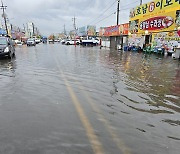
[[99, 23, 129, 49], [129, 0, 180, 51]]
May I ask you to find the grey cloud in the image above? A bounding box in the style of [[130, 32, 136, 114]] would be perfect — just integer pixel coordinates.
[[4, 0, 151, 35]]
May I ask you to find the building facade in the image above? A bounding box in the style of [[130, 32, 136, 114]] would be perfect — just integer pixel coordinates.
[[99, 23, 129, 49], [26, 22, 34, 38]]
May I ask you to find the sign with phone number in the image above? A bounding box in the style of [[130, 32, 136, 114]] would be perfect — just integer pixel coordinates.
[[130, 0, 180, 20]]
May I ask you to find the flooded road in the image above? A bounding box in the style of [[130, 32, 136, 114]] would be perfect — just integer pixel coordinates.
[[0, 43, 180, 154]]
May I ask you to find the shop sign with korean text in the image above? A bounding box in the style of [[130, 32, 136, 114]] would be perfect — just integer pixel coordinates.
[[139, 11, 176, 33], [130, 0, 180, 21]]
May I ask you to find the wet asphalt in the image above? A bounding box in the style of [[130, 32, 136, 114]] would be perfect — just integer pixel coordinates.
[[0, 43, 180, 154]]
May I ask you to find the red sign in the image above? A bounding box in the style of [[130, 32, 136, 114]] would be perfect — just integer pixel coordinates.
[[99, 23, 129, 37], [139, 16, 174, 31]]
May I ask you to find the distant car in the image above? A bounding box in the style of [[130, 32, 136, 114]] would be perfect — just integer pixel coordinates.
[[61, 39, 66, 44], [65, 39, 80, 45], [35, 38, 41, 44], [16, 40, 23, 46], [0, 36, 15, 58], [54, 39, 60, 43], [48, 39, 54, 43], [27, 38, 36, 46]]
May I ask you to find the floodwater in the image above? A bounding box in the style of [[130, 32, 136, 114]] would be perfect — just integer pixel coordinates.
[[0, 43, 179, 154]]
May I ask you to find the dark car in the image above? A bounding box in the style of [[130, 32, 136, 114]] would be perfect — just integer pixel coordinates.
[[0, 36, 15, 58]]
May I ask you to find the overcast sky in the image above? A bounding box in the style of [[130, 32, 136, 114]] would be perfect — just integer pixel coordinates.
[[4, 0, 151, 36]]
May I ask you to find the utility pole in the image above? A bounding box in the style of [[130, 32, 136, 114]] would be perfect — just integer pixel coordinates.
[[0, 0, 8, 35], [64, 24, 66, 35], [72, 16, 77, 46], [117, 0, 120, 25], [140, 0, 143, 5], [72, 16, 77, 34]]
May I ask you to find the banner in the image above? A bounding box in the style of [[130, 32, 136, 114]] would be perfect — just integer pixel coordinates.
[[139, 11, 176, 33], [99, 23, 129, 37], [130, 0, 180, 21], [130, 10, 179, 34], [87, 25, 96, 36]]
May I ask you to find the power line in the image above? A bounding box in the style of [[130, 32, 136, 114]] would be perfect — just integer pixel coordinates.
[[94, 11, 116, 25], [93, 3, 141, 26], [88, 0, 139, 26], [87, 0, 116, 25], [120, 0, 139, 8]]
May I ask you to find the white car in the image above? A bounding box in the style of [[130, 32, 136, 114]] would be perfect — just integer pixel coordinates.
[[54, 39, 60, 42], [61, 39, 66, 44], [15, 40, 23, 46], [35, 39, 41, 44], [27, 38, 36, 46], [65, 39, 80, 45]]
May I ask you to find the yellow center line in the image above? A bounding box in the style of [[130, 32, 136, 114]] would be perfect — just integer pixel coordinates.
[[66, 74, 131, 154], [53, 57, 104, 154], [79, 85, 131, 154]]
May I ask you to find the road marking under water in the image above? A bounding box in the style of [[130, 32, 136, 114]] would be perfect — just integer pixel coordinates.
[[53, 57, 104, 154], [79, 85, 131, 154]]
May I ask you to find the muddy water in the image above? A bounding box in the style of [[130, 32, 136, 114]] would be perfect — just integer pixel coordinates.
[[0, 44, 179, 154]]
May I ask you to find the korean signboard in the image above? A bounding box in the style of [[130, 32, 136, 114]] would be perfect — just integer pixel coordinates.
[[139, 11, 176, 33], [129, 0, 180, 34], [130, 0, 180, 20], [99, 23, 129, 37]]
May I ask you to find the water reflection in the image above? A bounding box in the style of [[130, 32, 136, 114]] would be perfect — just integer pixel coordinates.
[[102, 51, 180, 114], [0, 58, 16, 77]]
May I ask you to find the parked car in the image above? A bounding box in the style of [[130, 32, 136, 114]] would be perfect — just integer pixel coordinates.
[[48, 39, 54, 44], [54, 39, 60, 43], [42, 37, 47, 44], [0, 36, 15, 58], [61, 39, 66, 44], [27, 38, 36, 46], [65, 39, 80, 45], [15, 40, 23, 46], [35, 38, 41, 44]]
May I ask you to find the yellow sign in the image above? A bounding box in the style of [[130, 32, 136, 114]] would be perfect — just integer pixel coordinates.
[[130, 0, 180, 21], [138, 11, 176, 33]]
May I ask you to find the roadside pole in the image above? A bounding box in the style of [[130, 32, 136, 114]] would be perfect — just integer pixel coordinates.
[[72, 16, 77, 47], [140, 0, 143, 5], [0, 0, 8, 36], [117, 0, 120, 25]]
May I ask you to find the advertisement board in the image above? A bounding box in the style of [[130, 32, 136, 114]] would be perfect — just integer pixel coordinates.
[[99, 23, 129, 37], [87, 25, 96, 36], [78, 26, 86, 36], [129, 0, 180, 34], [130, 10, 179, 34], [138, 10, 176, 33], [130, 0, 180, 21], [152, 31, 179, 51]]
